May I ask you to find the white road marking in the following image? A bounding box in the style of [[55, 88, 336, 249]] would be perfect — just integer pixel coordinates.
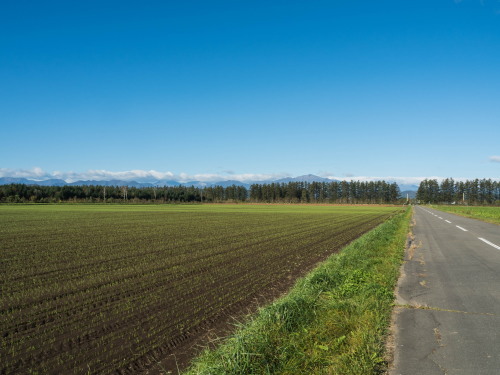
[[445, 220, 451, 223], [456, 226, 468, 232], [478, 238, 500, 250], [438, 217, 443, 219]]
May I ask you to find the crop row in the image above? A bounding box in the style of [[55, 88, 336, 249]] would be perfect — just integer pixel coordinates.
[[0, 204, 401, 374]]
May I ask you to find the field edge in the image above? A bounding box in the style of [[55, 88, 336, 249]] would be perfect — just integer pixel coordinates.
[[429, 205, 500, 225], [183, 207, 411, 374]]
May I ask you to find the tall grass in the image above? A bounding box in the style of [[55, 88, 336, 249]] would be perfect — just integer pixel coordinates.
[[432, 205, 500, 225], [184, 207, 411, 374]]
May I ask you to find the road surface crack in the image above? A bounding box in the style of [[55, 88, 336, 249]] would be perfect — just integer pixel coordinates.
[[430, 313, 448, 374], [432, 326, 448, 374], [422, 312, 448, 374], [395, 303, 499, 317]]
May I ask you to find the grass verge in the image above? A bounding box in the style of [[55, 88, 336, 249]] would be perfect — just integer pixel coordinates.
[[184, 207, 411, 375], [431, 205, 500, 225]]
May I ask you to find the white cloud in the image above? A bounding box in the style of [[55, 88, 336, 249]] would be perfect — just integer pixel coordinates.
[[0, 168, 288, 183], [490, 156, 500, 162], [176, 172, 289, 183], [1, 168, 498, 184], [58, 169, 176, 183], [0, 167, 50, 179], [0, 168, 176, 183], [322, 175, 427, 184], [220, 173, 289, 182]]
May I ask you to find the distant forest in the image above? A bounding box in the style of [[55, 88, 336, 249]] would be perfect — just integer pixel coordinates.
[[0, 180, 401, 204], [416, 178, 500, 205]]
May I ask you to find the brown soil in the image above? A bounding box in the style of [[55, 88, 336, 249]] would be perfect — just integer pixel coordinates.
[[2, 214, 390, 375]]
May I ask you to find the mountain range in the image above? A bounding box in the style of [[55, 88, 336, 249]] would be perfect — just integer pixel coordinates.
[[0, 174, 419, 196]]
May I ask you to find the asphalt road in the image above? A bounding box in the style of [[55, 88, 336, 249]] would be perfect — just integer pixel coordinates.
[[390, 206, 500, 375]]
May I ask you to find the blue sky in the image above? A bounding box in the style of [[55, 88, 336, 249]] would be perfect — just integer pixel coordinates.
[[1, 1, 499, 183]]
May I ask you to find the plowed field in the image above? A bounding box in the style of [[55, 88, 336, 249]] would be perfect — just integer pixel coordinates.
[[0, 204, 401, 374]]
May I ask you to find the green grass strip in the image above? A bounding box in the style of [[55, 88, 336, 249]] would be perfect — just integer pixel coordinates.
[[184, 207, 411, 375], [431, 205, 500, 225]]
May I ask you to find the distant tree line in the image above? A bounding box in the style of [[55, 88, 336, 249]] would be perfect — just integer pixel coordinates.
[[248, 181, 400, 203], [416, 178, 500, 205], [0, 180, 401, 204]]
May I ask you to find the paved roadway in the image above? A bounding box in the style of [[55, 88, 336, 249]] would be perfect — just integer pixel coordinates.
[[390, 206, 500, 375]]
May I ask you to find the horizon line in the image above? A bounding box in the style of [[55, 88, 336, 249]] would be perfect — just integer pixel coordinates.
[[1, 168, 499, 185]]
